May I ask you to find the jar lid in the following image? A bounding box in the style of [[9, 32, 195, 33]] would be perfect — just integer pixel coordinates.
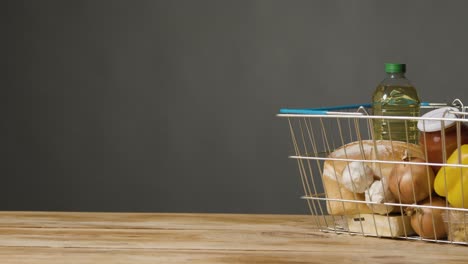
[[417, 107, 460, 132]]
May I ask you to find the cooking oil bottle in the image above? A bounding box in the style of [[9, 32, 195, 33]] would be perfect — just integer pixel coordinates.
[[372, 63, 421, 144]]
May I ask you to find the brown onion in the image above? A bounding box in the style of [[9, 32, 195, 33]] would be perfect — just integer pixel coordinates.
[[408, 196, 447, 239], [388, 157, 435, 204]]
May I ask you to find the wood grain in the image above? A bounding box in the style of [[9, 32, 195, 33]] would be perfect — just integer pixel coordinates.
[[0, 212, 466, 263]]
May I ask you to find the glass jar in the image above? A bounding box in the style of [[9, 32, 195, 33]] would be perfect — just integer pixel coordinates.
[[418, 107, 468, 173]]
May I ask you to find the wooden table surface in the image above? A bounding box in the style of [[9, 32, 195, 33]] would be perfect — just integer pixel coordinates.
[[0, 212, 466, 263]]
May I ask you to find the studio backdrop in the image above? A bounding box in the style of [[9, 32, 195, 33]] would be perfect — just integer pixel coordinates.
[[4, 0, 468, 213]]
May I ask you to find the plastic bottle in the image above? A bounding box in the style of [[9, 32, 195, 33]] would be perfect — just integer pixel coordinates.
[[372, 63, 421, 144]]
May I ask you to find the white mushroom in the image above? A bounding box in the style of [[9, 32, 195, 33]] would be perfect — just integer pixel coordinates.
[[365, 177, 396, 215], [340, 161, 374, 193]]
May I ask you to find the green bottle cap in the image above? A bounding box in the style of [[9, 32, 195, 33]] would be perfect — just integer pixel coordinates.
[[385, 63, 406, 73]]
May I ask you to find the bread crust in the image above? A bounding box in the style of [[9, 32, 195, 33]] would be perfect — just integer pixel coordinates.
[[322, 140, 424, 215]]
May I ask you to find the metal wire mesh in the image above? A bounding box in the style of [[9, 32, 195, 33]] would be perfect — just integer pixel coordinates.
[[278, 101, 468, 244]]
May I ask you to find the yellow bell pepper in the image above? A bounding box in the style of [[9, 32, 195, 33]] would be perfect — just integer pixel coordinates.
[[434, 144, 468, 208]]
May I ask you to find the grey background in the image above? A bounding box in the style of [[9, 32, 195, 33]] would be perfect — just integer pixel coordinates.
[[4, 0, 468, 213]]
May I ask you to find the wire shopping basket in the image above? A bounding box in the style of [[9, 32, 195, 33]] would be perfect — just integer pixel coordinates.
[[278, 100, 468, 244]]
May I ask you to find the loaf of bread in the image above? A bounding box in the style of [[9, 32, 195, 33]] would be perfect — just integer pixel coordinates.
[[322, 140, 424, 215]]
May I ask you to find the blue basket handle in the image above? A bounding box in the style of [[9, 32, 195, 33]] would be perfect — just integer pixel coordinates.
[[279, 102, 431, 115]]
